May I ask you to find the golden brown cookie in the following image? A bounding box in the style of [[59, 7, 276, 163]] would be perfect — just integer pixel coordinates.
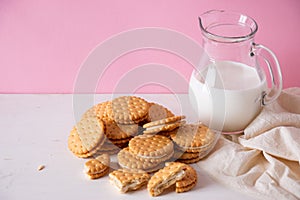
[[147, 162, 187, 196], [68, 127, 90, 158], [103, 118, 138, 140], [109, 169, 150, 193], [128, 135, 174, 159], [143, 115, 185, 135], [143, 115, 186, 129], [83, 101, 112, 119], [68, 126, 104, 158], [108, 96, 149, 124], [83, 154, 110, 179], [177, 157, 202, 164], [76, 116, 106, 152], [172, 149, 200, 161], [175, 165, 197, 193], [117, 148, 169, 172], [146, 102, 174, 122], [170, 124, 215, 152]]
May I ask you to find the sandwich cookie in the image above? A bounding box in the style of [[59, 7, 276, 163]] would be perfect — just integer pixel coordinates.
[[174, 165, 197, 193], [109, 169, 150, 193], [128, 135, 174, 159], [143, 116, 186, 135], [108, 96, 149, 125], [83, 154, 110, 179], [147, 162, 187, 196], [117, 148, 168, 173], [68, 115, 105, 158], [146, 102, 174, 122]]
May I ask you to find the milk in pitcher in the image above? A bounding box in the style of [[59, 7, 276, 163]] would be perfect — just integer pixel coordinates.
[[189, 61, 267, 132]]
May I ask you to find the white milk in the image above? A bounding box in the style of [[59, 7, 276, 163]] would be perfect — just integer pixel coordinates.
[[189, 61, 267, 132]]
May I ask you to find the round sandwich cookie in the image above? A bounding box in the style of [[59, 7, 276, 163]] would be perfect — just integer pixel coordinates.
[[108, 96, 149, 124], [172, 148, 200, 160], [103, 117, 138, 140], [143, 115, 186, 135], [68, 116, 106, 158], [83, 101, 112, 119], [117, 147, 166, 173], [146, 102, 174, 122], [128, 135, 174, 159], [96, 138, 121, 155], [68, 127, 91, 158], [76, 116, 106, 151], [170, 123, 216, 153]]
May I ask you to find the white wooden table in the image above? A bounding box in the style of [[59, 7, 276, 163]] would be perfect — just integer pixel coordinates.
[[0, 94, 255, 200]]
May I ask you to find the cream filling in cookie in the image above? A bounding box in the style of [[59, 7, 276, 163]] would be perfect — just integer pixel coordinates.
[[151, 170, 185, 196], [144, 121, 186, 131], [109, 176, 143, 193], [83, 165, 106, 175], [137, 152, 168, 159]]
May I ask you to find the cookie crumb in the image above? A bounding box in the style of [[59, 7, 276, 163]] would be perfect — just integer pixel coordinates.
[[38, 165, 45, 171]]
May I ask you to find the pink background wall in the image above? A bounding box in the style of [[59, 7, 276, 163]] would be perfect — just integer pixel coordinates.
[[0, 0, 299, 93]]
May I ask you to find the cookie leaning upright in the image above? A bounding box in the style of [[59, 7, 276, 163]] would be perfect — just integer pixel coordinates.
[[108, 96, 149, 124], [68, 115, 106, 158]]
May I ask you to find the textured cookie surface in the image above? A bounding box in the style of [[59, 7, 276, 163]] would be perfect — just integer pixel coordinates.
[[117, 148, 168, 172], [147, 162, 187, 196], [143, 115, 185, 128], [171, 124, 215, 150], [143, 121, 186, 135], [75, 116, 105, 152], [128, 135, 174, 158], [68, 127, 90, 157], [83, 154, 110, 179], [146, 102, 174, 122], [175, 165, 197, 193], [83, 101, 112, 119], [104, 118, 138, 140], [143, 116, 185, 135], [109, 96, 149, 124], [109, 169, 150, 193]]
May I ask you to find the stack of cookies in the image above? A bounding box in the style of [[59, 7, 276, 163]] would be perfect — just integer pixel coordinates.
[[68, 96, 152, 157], [170, 123, 216, 164], [67, 95, 220, 196], [117, 134, 174, 172], [101, 96, 149, 151]]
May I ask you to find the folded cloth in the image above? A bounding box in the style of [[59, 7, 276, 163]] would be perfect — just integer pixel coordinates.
[[197, 87, 300, 200]]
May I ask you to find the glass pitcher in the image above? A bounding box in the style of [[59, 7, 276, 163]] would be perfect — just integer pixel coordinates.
[[189, 10, 283, 133]]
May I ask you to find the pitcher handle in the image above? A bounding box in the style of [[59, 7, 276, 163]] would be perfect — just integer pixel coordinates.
[[251, 43, 283, 105]]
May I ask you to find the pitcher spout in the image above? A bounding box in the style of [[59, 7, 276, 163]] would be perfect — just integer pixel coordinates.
[[199, 10, 257, 43]]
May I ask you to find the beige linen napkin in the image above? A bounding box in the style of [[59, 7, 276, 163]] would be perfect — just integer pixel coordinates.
[[197, 87, 300, 200]]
